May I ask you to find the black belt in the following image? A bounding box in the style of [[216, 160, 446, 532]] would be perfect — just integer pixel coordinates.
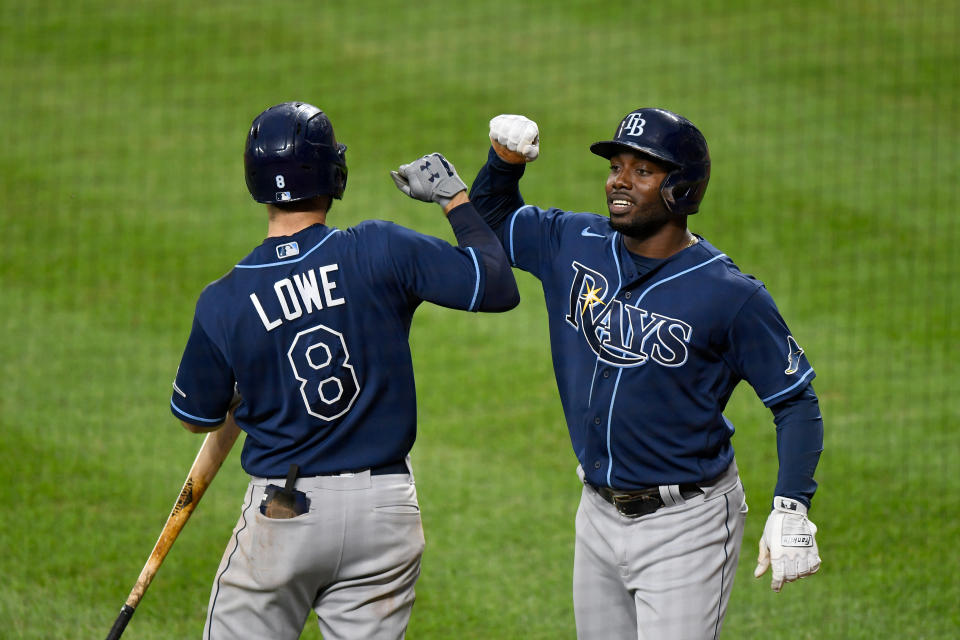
[[588, 482, 703, 518], [317, 460, 408, 477]]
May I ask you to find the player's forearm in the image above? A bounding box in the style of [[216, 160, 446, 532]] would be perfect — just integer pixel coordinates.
[[446, 200, 520, 311], [771, 384, 824, 507], [180, 419, 222, 434], [469, 147, 526, 233]]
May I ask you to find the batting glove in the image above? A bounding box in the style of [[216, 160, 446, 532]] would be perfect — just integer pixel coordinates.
[[754, 496, 821, 592], [391, 152, 467, 209], [489, 114, 540, 163]]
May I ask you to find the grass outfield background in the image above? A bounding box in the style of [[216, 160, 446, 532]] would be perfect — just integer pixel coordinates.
[[1, 1, 957, 638]]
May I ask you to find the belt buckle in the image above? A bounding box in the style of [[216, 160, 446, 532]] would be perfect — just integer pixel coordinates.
[[612, 491, 661, 518]]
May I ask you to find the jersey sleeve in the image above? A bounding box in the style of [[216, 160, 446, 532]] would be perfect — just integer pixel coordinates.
[[468, 147, 527, 232], [727, 286, 816, 407], [770, 384, 824, 507], [499, 205, 573, 280], [469, 146, 576, 280], [446, 202, 519, 311], [382, 222, 491, 312], [170, 311, 235, 427]]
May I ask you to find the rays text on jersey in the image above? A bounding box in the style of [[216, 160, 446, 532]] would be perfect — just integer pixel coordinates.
[[250, 264, 345, 332], [566, 261, 692, 367]]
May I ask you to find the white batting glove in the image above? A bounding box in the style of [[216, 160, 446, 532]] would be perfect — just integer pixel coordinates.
[[489, 114, 540, 162], [390, 153, 466, 209], [754, 496, 821, 592]]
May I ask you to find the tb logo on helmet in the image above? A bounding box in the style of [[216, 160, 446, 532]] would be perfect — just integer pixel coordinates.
[[617, 113, 646, 138]]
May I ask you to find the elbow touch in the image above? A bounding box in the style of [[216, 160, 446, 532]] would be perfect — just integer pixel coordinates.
[[504, 287, 521, 311], [486, 290, 520, 313], [490, 268, 521, 312], [496, 282, 522, 312], [477, 275, 520, 313]]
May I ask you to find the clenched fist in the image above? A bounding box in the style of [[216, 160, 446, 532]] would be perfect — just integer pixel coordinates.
[[489, 114, 540, 164]]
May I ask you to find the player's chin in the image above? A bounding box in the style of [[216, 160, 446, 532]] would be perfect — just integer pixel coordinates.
[[607, 209, 638, 231], [609, 214, 665, 239]]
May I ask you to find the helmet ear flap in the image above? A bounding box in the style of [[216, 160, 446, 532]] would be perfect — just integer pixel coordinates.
[[330, 143, 347, 199], [661, 164, 710, 216], [662, 183, 688, 213], [330, 166, 347, 199]]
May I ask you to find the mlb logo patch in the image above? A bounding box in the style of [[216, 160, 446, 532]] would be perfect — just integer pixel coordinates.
[[277, 241, 300, 259], [275, 191, 292, 201]]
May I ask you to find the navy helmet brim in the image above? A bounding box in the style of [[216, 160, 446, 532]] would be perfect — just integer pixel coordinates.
[[589, 140, 678, 167]]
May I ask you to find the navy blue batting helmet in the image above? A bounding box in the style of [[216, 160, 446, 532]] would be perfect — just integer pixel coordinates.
[[244, 102, 347, 204], [590, 108, 710, 215]]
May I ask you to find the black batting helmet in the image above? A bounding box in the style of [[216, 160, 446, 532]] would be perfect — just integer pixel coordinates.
[[590, 108, 710, 215], [244, 102, 347, 204]]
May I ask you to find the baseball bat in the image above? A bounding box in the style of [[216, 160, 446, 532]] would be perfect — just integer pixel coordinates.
[[105, 415, 241, 640]]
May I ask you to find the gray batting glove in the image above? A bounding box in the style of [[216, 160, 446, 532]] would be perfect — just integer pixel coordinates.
[[754, 496, 821, 592], [390, 153, 467, 209]]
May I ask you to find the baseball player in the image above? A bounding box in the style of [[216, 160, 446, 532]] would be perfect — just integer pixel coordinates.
[[169, 101, 519, 639], [469, 110, 824, 639]]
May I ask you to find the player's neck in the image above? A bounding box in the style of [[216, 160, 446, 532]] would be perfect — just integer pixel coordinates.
[[622, 223, 695, 259], [266, 210, 328, 238]]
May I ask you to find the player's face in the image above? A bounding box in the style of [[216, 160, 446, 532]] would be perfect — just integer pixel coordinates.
[[605, 152, 672, 238]]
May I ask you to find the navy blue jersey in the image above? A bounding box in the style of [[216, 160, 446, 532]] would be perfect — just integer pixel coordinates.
[[171, 205, 517, 477], [471, 150, 820, 495]]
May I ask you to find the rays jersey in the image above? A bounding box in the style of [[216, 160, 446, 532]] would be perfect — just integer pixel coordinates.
[[471, 151, 818, 492], [171, 212, 509, 477]]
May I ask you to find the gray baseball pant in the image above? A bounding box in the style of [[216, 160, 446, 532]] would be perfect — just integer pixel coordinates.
[[573, 461, 747, 640], [203, 465, 424, 640]]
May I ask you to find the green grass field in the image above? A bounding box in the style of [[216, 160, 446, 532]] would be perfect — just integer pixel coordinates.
[[1, 1, 957, 638]]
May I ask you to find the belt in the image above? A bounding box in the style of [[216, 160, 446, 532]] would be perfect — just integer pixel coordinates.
[[588, 482, 703, 518], [317, 460, 408, 477]]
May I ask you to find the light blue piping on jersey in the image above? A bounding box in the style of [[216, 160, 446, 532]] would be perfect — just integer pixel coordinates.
[[761, 367, 815, 404], [466, 247, 481, 311], [634, 252, 727, 305], [232, 227, 481, 310], [602, 234, 627, 487], [602, 250, 726, 488], [234, 228, 341, 269], [606, 368, 625, 486], [609, 232, 625, 291], [170, 398, 225, 423], [506, 205, 535, 266], [588, 358, 600, 406], [589, 232, 625, 412]]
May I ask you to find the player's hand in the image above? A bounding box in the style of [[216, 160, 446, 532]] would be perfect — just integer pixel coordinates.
[[391, 152, 467, 209], [754, 496, 821, 592], [489, 114, 539, 164]]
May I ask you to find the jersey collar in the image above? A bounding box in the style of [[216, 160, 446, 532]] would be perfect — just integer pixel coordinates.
[[614, 232, 709, 287], [236, 225, 339, 269]]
